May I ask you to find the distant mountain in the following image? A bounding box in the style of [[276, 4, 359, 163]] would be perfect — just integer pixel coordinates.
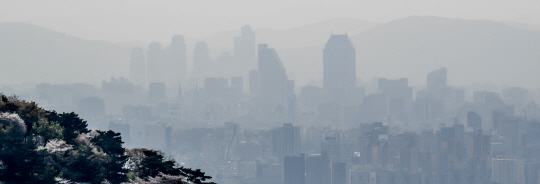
[[278, 16, 540, 88], [503, 21, 540, 32], [195, 18, 378, 49], [0, 22, 129, 86], [3, 17, 540, 89]]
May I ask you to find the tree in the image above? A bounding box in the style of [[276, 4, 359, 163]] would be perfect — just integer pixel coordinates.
[[138, 150, 181, 179], [59, 143, 108, 184], [177, 167, 215, 184], [92, 130, 129, 183], [129, 172, 191, 184], [127, 149, 215, 184], [46, 112, 89, 145], [0, 95, 215, 184], [33, 119, 63, 142]]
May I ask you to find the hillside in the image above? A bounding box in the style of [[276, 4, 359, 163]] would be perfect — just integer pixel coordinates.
[[0, 95, 214, 183], [197, 18, 378, 49], [0, 22, 130, 86]]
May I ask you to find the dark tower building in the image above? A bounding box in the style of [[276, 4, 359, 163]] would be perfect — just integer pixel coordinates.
[[323, 34, 356, 90], [467, 111, 482, 129], [332, 162, 347, 184], [284, 154, 305, 184]]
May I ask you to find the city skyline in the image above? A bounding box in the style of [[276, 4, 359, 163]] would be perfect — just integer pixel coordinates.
[[2, 1, 540, 183]]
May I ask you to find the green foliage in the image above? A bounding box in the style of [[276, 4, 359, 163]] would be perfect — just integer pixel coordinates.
[[33, 119, 63, 141], [127, 149, 215, 184], [0, 130, 57, 184], [92, 130, 129, 183], [178, 167, 215, 184], [127, 171, 137, 182], [138, 150, 181, 179], [60, 146, 108, 184], [0, 95, 215, 184], [46, 111, 89, 145]]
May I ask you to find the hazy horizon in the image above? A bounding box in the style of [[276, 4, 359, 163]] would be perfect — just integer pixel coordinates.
[[3, 1, 540, 184], [2, 0, 540, 44]]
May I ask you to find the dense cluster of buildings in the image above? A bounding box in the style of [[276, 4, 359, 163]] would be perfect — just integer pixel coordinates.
[[8, 25, 540, 184]]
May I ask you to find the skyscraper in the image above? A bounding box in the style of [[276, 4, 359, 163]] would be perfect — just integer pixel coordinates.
[[427, 67, 447, 90], [169, 35, 187, 91], [147, 42, 164, 83], [323, 34, 356, 90], [257, 44, 290, 108], [148, 82, 166, 102], [305, 152, 331, 184], [272, 123, 301, 159], [284, 154, 305, 184], [332, 162, 347, 184], [467, 111, 482, 129], [492, 157, 525, 184], [378, 78, 413, 121], [249, 70, 259, 96], [190, 41, 210, 89], [234, 25, 256, 70], [129, 47, 146, 88]]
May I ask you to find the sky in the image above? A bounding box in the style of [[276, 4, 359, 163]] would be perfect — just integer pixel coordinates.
[[2, 0, 540, 43]]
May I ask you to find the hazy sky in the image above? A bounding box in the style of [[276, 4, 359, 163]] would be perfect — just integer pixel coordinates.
[[2, 0, 540, 43]]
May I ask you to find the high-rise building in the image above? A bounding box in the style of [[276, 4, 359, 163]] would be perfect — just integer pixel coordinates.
[[248, 70, 259, 96], [203, 77, 228, 99], [168, 35, 187, 92], [258, 44, 291, 108], [234, 25, 256, 70], [147, 42, 164, 83], [287, 95, 296, 123], [284, 154, 305, 184], [378, 78, 413, 121], [190, 41, 210, 89], [323, 34, 356, 90], [256, 164, 282, 184], [323, 34, 356, 107], [427, 67, 447, 90], [144, 122, 168, 151], [332, 162, 347, 184], [231, 76, 243, 96], [492, 157, 524, 184], [499, 116, 526, 153], [524, 162, 540, 184], [467, 111, 482, 129], [148, 82, 166, 102], [305, 152, 331, 184], [502, 87, 529, 108], [349, 170, 371, 184], [321, 135, 341, 161], [471, 130, 491, 158], [272, 123, 301, 159], [362, 93, 388, 124], [129, 47, 146, 88]]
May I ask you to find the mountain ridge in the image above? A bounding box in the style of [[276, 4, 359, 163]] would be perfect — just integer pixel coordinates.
[[0, 22, 130, 86]]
